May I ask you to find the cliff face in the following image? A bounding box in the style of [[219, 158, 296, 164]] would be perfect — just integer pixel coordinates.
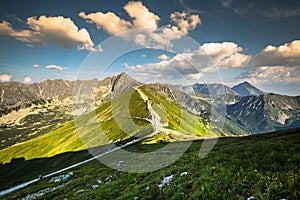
[[111, 72, 141, 97]]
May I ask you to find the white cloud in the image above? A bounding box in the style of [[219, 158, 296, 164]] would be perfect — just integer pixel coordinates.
[[126, 41, 250, 81], [157, 54, 170, 60], [33, 64, 41, 68], [200, 42, 251, 68], [78, 11, 132, 35], [0, 20, 45, 45], [0, 74, 12, 82], [45, 65, 63, 71], [239, 66, 300, 84], [24, 76, 32, 83], [0, 16, 99, 51], [124, 1, 160, 30], [236, 40, 300, 85], [252, 40, 300, 67], [187, 73, 203, 79], [79, 1, 201, 48], [125, 53, 202, 81], [170, 11, 201, 34]]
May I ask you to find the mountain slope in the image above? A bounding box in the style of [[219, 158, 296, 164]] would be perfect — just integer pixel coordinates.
[[232, 81, 264, 96], [111, 72, 140, 97], [0, 88, 151, 164], [0, 83, 228, 164], [179, 83, 238, 96], [227, 94, 300, 133], [0, 73, 141, 149], [1, 128, 299, 199]]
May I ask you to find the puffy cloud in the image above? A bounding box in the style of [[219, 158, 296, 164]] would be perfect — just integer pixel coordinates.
[[0, 21, 15, 35], [45, 65, 63, 71], [78, 11, 132, 35], [126, 41, 250, 81], [239, 66, 300, 84], [0, 21, 45, 45], [252, 40, 300, 67], [125, 54, 198, 81], [79, 1, 201, 48], [0, 16, 99, 51], [237, 40, 300, 85], [157, 54, 170, 60], [187, 73, 203, 79], [33, 64, 41, 68], [124, 1, 160, 30], [0, 74, 12, 82], [170, 11, 201, 34], [24, 76, 32, 83], [198, 42, 250, 68]]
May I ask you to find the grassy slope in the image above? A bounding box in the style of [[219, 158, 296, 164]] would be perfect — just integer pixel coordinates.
[[0, 85, 229, 164], [0, 89, 151, 164], [140, 85, 227, 137], [0, 103, 73, 150], [1, 128, 299, 199]]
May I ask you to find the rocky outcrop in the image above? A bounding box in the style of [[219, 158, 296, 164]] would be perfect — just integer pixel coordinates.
[[111, 72, 140, 97]]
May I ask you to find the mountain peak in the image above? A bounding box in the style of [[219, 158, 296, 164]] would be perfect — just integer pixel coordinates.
[[191, 83, 237, 95], [111, 72, 140, 97], [241, 81, 251, 85], [232, 81, 264, 96]]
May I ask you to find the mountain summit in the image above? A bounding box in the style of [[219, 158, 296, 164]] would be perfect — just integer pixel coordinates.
[[232, 81, 264, 96], [111, 72, 140, 97]]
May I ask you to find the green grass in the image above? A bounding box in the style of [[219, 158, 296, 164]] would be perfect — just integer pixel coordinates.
[[1, 128, 299, 199], [0, 89, 151, 164], [0, 104, 72, 150], [0, 85, 230, 164], [139, 85, 227, 137]]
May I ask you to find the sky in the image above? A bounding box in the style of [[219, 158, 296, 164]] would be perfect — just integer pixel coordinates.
[[0, 0, 299, 95]]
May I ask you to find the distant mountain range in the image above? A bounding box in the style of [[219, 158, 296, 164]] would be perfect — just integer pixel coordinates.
[[0, 72, 139, 116], [178, 81, 264, 97], [0, 72, 299, 149]]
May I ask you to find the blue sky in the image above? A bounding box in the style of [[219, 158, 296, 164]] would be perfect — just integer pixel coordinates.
[[0, 0, 299, 95]]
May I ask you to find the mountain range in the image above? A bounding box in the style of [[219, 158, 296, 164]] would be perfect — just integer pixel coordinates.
[[0, 72, 299, 153]]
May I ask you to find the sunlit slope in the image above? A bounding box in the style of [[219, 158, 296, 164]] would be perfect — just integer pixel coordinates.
[[0, 85, 228, 164], [138, 84, 228, 142], [0, 89, 151, 164]]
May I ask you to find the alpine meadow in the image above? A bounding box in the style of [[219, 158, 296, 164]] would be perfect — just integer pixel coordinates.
[[0, 0, 299, 199]]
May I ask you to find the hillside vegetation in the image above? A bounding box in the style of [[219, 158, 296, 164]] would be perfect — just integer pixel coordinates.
[[0, 85, 225, 164], [1, 129, 299, 199]]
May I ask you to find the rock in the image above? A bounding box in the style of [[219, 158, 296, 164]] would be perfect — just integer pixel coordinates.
[[158, 174, 174, 191], [247, 196, 255, 200], [92, 185, 99, 189], [62, 174, 70, 181], [111, 72, 140, 97], [180, 172, 188, 176], [97, 179, 102, 184], [49, 172, 73, 183], [75, 189, 85, 194]]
